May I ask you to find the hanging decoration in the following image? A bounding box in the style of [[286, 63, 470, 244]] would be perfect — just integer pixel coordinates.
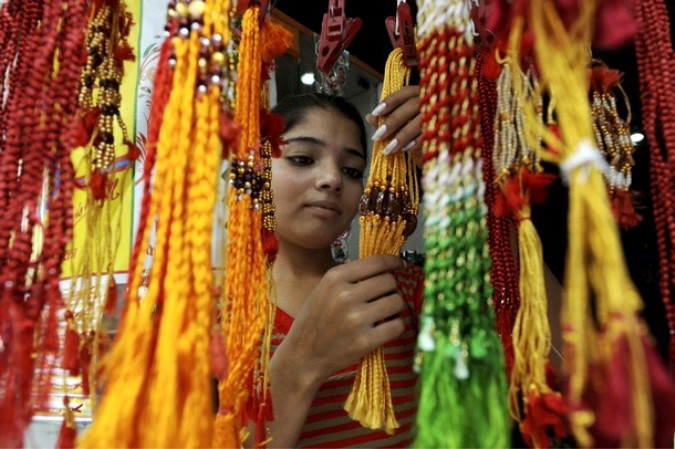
[[492, 34, 567, 448], [633, 0, 675, 369], [413, 0, 510, 447], [0, 0, 88, 446], [58, 2, 137, 440], [214, 2, 292, 447], [588, 62, 641, 230], [77, 0, 233, 446], [500, 0, 675, 447], [344, 38, 419, 431]]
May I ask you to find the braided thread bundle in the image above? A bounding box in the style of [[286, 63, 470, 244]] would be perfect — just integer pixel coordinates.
[[77, 1, 230, 446], [510, 2, 675, 447], [0, 0, 87, 445], [215, 7, 292, 448], [413, 1, 510, 447], [344, 47, 418, 434]]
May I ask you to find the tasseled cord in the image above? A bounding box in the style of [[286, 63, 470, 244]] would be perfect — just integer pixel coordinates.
[[343, 47, 417, 434]]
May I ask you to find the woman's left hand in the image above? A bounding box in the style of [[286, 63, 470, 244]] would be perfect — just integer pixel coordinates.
[[366, 84, 421, 159]]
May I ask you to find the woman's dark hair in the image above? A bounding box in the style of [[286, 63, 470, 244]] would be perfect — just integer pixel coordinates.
[[271, 92, 368, 159]]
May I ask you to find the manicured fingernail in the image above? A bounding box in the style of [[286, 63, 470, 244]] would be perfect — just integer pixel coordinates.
[[382, 139, 398, 155], [372, 124, 387, 140], [402, 141, 416, 152], [365, 114, 377, 126], [371, 102, 387, 116]]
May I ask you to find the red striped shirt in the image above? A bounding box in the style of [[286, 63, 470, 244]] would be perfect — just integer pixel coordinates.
[[270, 264, 424, 448]]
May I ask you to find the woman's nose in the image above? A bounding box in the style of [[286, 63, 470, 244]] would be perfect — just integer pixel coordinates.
[[316, 164, 343, 192]]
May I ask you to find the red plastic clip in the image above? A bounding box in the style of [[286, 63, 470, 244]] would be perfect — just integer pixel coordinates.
[[385, 1, 418, 67], [237, 0, 269, 27], [316, 0, 363, 74]]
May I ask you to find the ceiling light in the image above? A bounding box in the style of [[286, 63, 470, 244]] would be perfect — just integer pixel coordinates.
[[300, 72, 315, 86], [630, 132, 645, 144]]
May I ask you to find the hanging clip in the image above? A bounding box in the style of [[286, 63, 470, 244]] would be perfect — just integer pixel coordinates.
[[237, 0, 270, 27], [385, 1, 418, 67], [316, 0, 362, 74]]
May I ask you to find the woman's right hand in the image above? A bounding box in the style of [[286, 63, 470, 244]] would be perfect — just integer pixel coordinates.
[[272, 254, 406, 391]]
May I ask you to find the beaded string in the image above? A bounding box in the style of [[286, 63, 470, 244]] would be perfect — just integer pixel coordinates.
[[633, 0, 675, 368], [78, 0, 232, 447], [0, 0, 87, 445], [343, 46, 418, 434], [413, 1, 510, 447], [475, 47, 521, 377]]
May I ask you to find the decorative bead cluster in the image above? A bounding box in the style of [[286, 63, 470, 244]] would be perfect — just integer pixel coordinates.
[[166, 0, 237, 100], [228, 151, 263, 207], [359, 178, 418, 237], [590, 85, 634, 193], [260, 140, 276, 232]]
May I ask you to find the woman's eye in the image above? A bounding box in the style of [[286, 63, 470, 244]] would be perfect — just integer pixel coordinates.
[[287, 155, 313, 166], [343, 167, 364, 180]]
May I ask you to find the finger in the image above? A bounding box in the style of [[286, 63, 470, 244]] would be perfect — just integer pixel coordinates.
[[363, 292, 405, 325], [383, 117, 422, 156], [370, 85, 420, 117], [338, 254, 404, 283], [368, 316, 406, 349], [365, 113, 377, 127], [373, 100, 420, 145], [372, 85, 420, 117], [351, 272, 399, 303]]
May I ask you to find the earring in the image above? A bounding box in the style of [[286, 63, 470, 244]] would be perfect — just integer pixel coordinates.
[[331, 227, 350, 263]]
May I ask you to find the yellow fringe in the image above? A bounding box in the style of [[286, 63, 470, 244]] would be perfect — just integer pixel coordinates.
[[78, 2, 226, 446], [511, 2, 654, 447], [343, 47, 417, 434]]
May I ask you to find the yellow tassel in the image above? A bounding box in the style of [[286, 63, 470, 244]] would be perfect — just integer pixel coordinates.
[[511, 2, 655, 447], [343, 47, 418, 434]]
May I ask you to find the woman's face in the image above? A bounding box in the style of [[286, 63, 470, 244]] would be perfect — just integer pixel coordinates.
[[272, 107, 366, 250]]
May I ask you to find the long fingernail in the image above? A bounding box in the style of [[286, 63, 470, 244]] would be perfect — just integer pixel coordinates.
[[372, 124, 387, 141], [402, 141, 416, 152], [365, 114, 376, 126], [371, 102, 387, 116], [382, 139, 398, 155]]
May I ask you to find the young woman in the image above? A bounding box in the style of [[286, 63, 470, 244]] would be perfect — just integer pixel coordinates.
[[258, 87, 425, 448]]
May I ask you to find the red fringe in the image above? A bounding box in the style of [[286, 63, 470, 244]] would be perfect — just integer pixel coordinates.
[[55, 397, 76, 449], [261, 228, 278, 263], [74, 109, 100, 147], [62, 311, 80, 374], [103, 276, 118, 316], [80, 337, 92, 396], [610, 189, 643, 229], [219, 110, 240, 158], [520, 391, 569, 449], [90, 169, 108, 200]]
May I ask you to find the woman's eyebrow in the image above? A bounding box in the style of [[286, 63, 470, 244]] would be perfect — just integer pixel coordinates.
[[283, 136, 365, 160]]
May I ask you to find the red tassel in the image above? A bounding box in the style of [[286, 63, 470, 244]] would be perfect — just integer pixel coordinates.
[[56, 396, 77, 449], [521, 168, 557, 205], [80, 336, 92, 396], [125, 140, 142, 161], [63, 311, 80, 374], [610, 190, 642, 229], [261, 229, 278, 263], [113, 42, 136, 64], [210, 333, 229, 381], [589, 65, 622, 93], [43, 292, 60, 353], [260, 110, 286, 158], [520, 391, 569, 449], [103, 277, 118, 316], [75, 109, 101, 147], [592, 0, 638, 50], [90, 169, 108, 200]]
